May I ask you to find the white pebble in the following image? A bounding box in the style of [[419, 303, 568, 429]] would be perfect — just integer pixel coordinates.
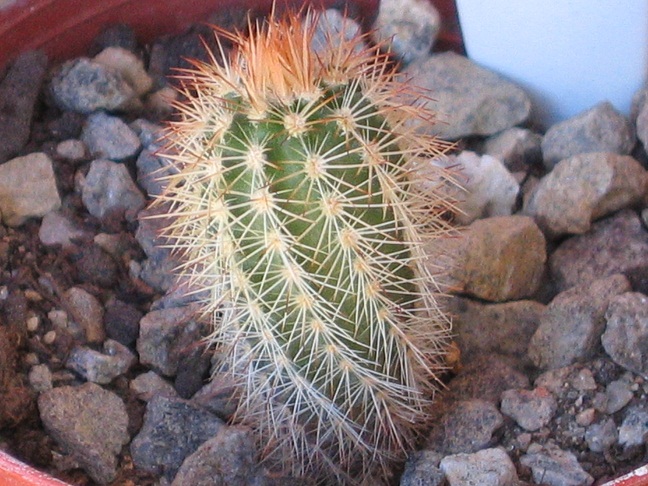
[[26, 315, 40, 332], [43, 330, 57, 344]]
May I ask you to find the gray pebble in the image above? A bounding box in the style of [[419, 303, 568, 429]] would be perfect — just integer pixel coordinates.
[[542, 101, 636, 169], [104, 298, 142, 347], [618, 405, 648, 448], [310, 9, 364, 58], [400, 450, 445, 486], [130, 371, 178, 401], [605, 377, 635, 414], [29, 364, 53, 392], [130, 394, 224, 482], [440, 448, 518, 486], [56, 139, 87, 161], [585, 418, 618, 453], [136, 149, 176, 197], [63, 286, 105, 344], [81, 111, 142, 161], [483, 127, 543, 171], [403, 52, 531, 139], [602, 292, 648, 377], [520, 444, 594, 486], [372, 0, 440, 64], [135, 206, 179, 292], [528, 274, 631, 370], [171, 426, 263, 486], [38, 382, 129, 484], [39, 210, 88, 248], [81, 158, 146, 222], [66, 339, 136, 384], [500, 387, 558, 432], [49, 57, 137, 114], [191, 375, 238, 419]]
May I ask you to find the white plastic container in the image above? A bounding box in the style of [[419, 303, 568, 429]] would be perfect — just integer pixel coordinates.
[[456, 1, 648, 128]]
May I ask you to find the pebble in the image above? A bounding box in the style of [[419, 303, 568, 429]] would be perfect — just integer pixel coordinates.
[[29, 364, 53, 392], [310, 9, 364, 58], [39, 210, 88, 248], [104, 298, 142, 347], [602, 292, 648, 377], [0, 50, 48, 163], [446, 215, 546, 302], [191, 375, 238, 419], [541, 102, 636, 169], [400, 450, 445, 486], [90, 23, 138, 55], [70, 243, 119, 288], [38, 383, 129, 484], [49, 57, 137, 114], [80, 158, 146, 222], [372, 0, 440, 64], [432, 151, 519, 224], [605, 377, 635, 414], [94, 46, 154, 96], [439, 448, 519, 486], [585, 418, 618, 453], [483, 127, 543, 172], [55, 139, 87, 162], [448, 297, 544, 360], [171, 426, 264, 486], [576, 408, 596, 427], [135, 206, 178, 292], [81, 111, 142, 161], [524, 152, 647, 238], [63, 286, 105, 344], [520, 444, 594, 486], [26, 315, 40, 332], [634, 88, 648, 151], [130, 394, 224, 482], [137, 304, 206, 377], [528, 274, 631, 370], [429, 399, 504, 454], [403, 52, 531, 139], [549, 210, 648, 293], [42, 330, 57, 345], [129, 119, 164, 148], [618, 405, 648, 448], [130, 371, 178, 401], [66, 340, 136, 384], [136, 149, 175, 197], [0, 152, 61, 227], [500, 387, 558, 432]]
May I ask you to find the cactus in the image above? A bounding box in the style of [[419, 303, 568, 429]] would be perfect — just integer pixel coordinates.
[[155, 7, 455, 485]]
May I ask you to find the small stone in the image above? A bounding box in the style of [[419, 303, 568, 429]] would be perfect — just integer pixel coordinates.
[[81, 159, 146, 222], [440, 448, 518, 486], [130, 371, 178, 401], [542, 102, 636, 169], [432, 399, 504, 454], [520, 444, 594, 486], [137, 304, 206, 377], [572, 368, 598, 392], [42, 330, 56, 345], [372, 0, 440, 64], [576, 408, 596, 427], [63, 287, 105, 344], [528, 274, 631, 370], [38, 383, 129, 484], [500, 387, 558, 432], [191, 375, 238, 419], [81, 111, 142, 161], [0, 153, 61, 227], [403, 52, 531, 139], [524, 153, 647, 238], [549, 210, 648, 293], [605, 377, 635, 414], [130, 395, 224, 481], [400, 450, 445, 486], [66, 340, 136, 384], [29, 364, 53, 392], [49, 57, 137, 114], [310, 9, 364, 58], [135, 206, 179, 292], [136, 149, 176, 197], [90, 23, 138, 55], [171, 426, 263, 486], [0, 50, 48, 163], [618, 405, 648, 447], [70, 243, 119, 288], [56, 139, 87, 162], [427, 151, 519, 224], [448, 297, 545, 360], [602, 292, 648, 377], [483, 127, 543, 171], [129, 118, 164, 148], [39, 210, 88, 248], [445, 215, 546, 302], [26, 315, 40, 332], [585, 418, 618, 453], [48, 310, 69, 331], [104, 298, 142, 347], [94, 46, 154, 96]]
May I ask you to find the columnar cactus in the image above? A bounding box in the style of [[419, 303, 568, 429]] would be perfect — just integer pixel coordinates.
[[155, 8, 455, 485]]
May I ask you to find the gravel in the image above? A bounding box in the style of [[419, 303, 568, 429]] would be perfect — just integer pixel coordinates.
[[0, 6, 646, 486]]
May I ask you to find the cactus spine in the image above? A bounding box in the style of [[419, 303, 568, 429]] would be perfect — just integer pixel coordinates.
[[156, 8, 454, 485]]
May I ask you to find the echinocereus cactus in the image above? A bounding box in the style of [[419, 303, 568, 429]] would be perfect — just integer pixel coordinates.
[[155, 7, 455, 485]]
